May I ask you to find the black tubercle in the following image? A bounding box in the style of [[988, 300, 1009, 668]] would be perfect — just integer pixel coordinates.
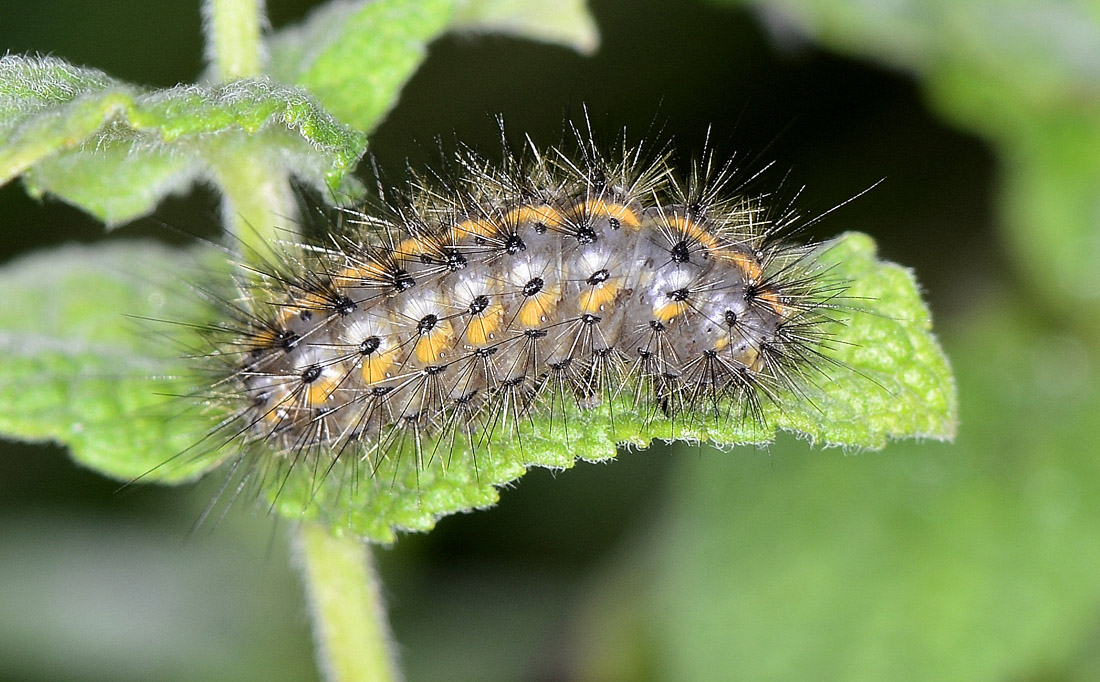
[[444, 250, 467, 271], [333, 295, 356, 316], [505, 233, 526, 254], [393, 269, 416, 291], [587, 269, 610, 285], [671, 240, 691, 263], [575, 224, 597, 245], [301, 365, 322, 383], [468, 295, 490, 315], [522, 277, 544, 297], [417, 314, 438, 334], [359, 336, 381, 355], [276, 330, 300, 351]]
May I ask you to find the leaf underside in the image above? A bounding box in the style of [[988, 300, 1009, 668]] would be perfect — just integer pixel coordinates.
[[0, 0, 599, 226], [0, 55, 368, 224]]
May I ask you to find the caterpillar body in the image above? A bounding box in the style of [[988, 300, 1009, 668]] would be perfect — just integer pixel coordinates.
[[203, 131, 843, 478]]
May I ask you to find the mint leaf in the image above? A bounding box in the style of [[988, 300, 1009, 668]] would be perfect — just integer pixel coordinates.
[[0, 55, 367, 225], [266, 0, 454, 133], [0, 242, 222, 482]]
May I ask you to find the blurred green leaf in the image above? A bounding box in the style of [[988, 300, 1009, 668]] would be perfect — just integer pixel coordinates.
[[454, 0, 599, 54], [266, 0, 598, 133], [715, 0, 1100, 315], [265, 0, 455, 133], [0, 513, 315, 682], [0, 55, 367, 225], [0, 242, 221, 482], [622, 302, 1100, 682]]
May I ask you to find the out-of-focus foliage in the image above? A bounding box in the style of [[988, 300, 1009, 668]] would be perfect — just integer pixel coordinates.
[[640, 306, 1100, 681], [714, 0, 1100, 318]]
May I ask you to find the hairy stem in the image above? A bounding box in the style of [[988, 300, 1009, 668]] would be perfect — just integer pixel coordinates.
[[202, 7, 378, 677], [295, 523, 402, 682], [208, 142, 299, 255], [203, 0, 266, 80], [202, 0, 297, 251]]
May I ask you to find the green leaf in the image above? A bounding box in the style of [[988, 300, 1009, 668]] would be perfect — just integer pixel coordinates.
[[263, 232, 956, 542], [0, 55, 367, 225], [454, 0, 599, 54], [0, 232, 953, 542], [624, 301, 1100, 682], [265, 0, 598, 133], [709, 0, 1100, 318], [0, 241, 222, 483], [0, 514, 316, 682], [265, 0, 454, 133], [1, 2, 600, 228]]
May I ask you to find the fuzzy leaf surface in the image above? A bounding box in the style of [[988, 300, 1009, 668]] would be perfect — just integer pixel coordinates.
[[0, 242, 223, 483], [0, 55, 366, 225]]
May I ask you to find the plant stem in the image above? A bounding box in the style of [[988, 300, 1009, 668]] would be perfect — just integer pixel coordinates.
[[202, 0, 297, 251], [202, 4, 388, 679], [208, 142, 299, 255], [295, 522, 402, 682], [200, 7, 377, 678], [203, 0, 265, 80]]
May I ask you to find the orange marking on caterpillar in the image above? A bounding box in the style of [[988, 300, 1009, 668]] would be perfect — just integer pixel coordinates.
[[466, 304, 504, 346], [251, 306, 301, 348], [507, 205, 562, 229], [654, 300, 688, 323], [452, 218, 497, 239], [414, 321, 457, 364], [665, 214, 721, 252], [519, 286, 561, 328], [361, 349, 398, 385], [334, 260, 391, 287], [576, 199, 641, 228], [759, 290, 786, 316], [304, 373, 340, 405], [578, 279, 621, 313], [396, 236, 440, 260]]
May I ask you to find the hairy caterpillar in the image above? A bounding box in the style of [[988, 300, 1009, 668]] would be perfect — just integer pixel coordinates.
[[186, 125, 866, 535]]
